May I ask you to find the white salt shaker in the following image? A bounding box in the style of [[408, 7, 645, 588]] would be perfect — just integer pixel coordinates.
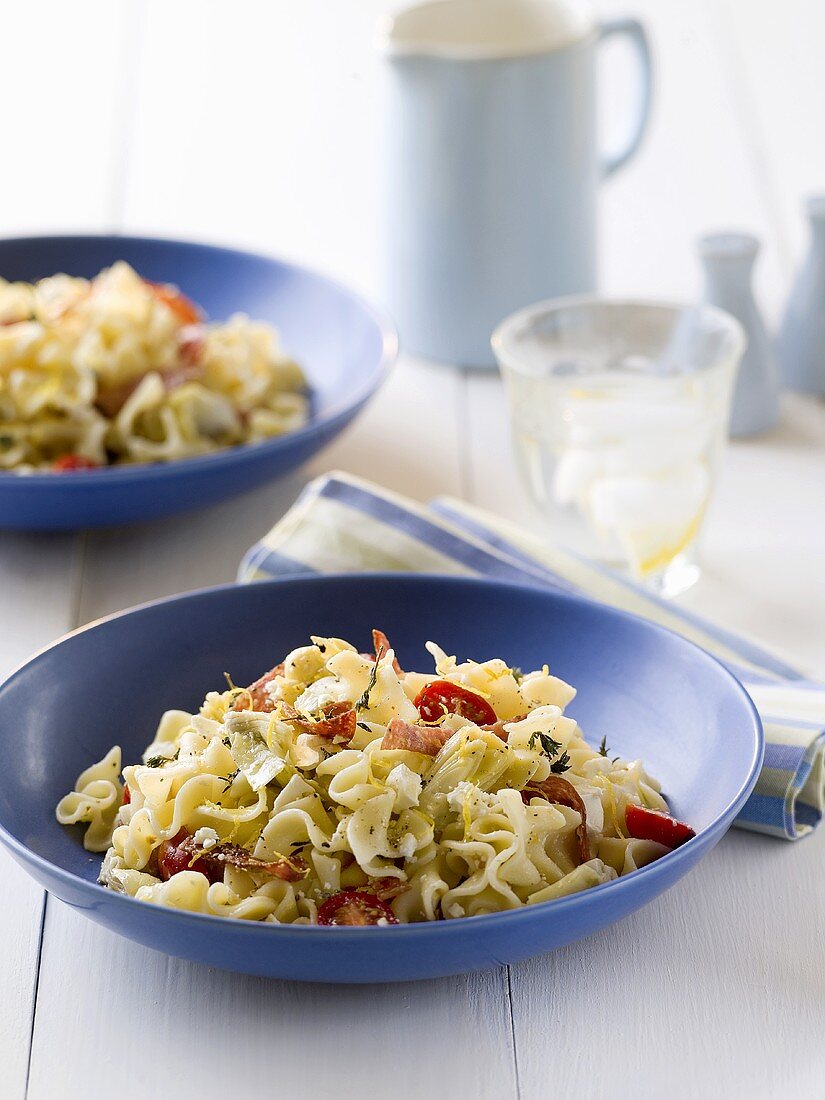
[[698, 232, 779, 437], [777, 196, 825, 396]]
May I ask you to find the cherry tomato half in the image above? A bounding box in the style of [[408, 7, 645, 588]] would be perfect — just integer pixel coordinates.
[[316, 890, 399, 926], [145, 280, 202, 326], [625, 805, 696, 849], [414, 679, 497, 725], [52, 454, 99, 472], [156, 828, 223, 884]]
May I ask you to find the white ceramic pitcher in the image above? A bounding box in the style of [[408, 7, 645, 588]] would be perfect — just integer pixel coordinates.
[[379, 0, 652, 367]]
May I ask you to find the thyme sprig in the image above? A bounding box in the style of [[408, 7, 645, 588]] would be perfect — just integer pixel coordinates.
[[549, 750, 572, 775], [528, 732, 571, 774], [528, 731, 562, 757], [356, 646, 384, 711], [597, 735, 619, 763], [220, 768, 240, 793], [144, 749, 180, 768]]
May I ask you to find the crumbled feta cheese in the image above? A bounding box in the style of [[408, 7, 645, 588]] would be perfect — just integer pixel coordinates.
[[386, 763, 422, 811], [294, 675, 349, 714], [193, 826, 219, 850], [398, 833, 417, 861], [446, 781, 498, 815], [576, 785, 604, 835], [376, 916, 389, 926]]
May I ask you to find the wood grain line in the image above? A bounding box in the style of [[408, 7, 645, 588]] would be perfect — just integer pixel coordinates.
[[22, 896, 48, 1100], [506, 966, 524, 1100]]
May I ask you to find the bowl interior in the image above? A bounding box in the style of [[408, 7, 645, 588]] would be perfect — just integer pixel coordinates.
[[0, 575, 760, 883], [0, 235, 392, 422]]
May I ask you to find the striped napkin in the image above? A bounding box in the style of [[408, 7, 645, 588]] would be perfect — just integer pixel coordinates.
[[239, 472, 825, 840]]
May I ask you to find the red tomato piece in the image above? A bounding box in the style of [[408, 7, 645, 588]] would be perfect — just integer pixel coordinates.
[[156, 828, 223, 884], [52, 454, 99, 472], [414, 679, 497, 725], [625, 805, 696, 849], [122, 784, 131, 805], [316, 890, 399, 926], [145, 280, 202, 326]]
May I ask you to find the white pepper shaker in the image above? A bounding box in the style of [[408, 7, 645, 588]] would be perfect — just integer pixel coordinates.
[[777, 196, 825, 395], [698, 232, 779, 437]]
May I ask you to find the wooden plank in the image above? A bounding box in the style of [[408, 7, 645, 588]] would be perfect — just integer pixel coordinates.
[[0, 533, 81, 1100], [29, 905, 516, 1100], [698, 392, 825, 670]]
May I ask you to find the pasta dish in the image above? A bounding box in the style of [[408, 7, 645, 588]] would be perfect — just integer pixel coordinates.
[[57, 630, 695, 925], [0, 261, 307, 471]]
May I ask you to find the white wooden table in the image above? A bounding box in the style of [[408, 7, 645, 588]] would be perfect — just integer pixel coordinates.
[[2, 2, 824, 1097]]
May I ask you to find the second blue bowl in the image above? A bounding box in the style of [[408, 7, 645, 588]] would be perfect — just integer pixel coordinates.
[[0, 235, 397, 529]]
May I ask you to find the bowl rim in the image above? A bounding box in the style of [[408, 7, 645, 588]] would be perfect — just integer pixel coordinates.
[[0, 572, 764, 938], [0, 233, 399, 485]]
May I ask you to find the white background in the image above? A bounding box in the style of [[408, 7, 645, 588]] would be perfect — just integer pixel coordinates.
[[1, 2, 824, 1097]]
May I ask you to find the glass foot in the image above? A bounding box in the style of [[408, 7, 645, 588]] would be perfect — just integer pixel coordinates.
[[643, 553, 701, 599]]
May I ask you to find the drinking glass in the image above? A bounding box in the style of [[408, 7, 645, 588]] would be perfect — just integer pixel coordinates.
[[492, 297, 745, 596]]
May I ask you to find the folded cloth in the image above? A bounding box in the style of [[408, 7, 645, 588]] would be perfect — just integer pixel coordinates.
[[239, 472, 825, 840]]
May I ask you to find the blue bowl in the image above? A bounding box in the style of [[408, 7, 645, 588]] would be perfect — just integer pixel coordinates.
[[0, 575, 762, 982], [0, 235, 396, 530]]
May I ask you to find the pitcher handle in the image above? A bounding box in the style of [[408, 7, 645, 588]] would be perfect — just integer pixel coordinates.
[[598, 17, 653, 178]]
